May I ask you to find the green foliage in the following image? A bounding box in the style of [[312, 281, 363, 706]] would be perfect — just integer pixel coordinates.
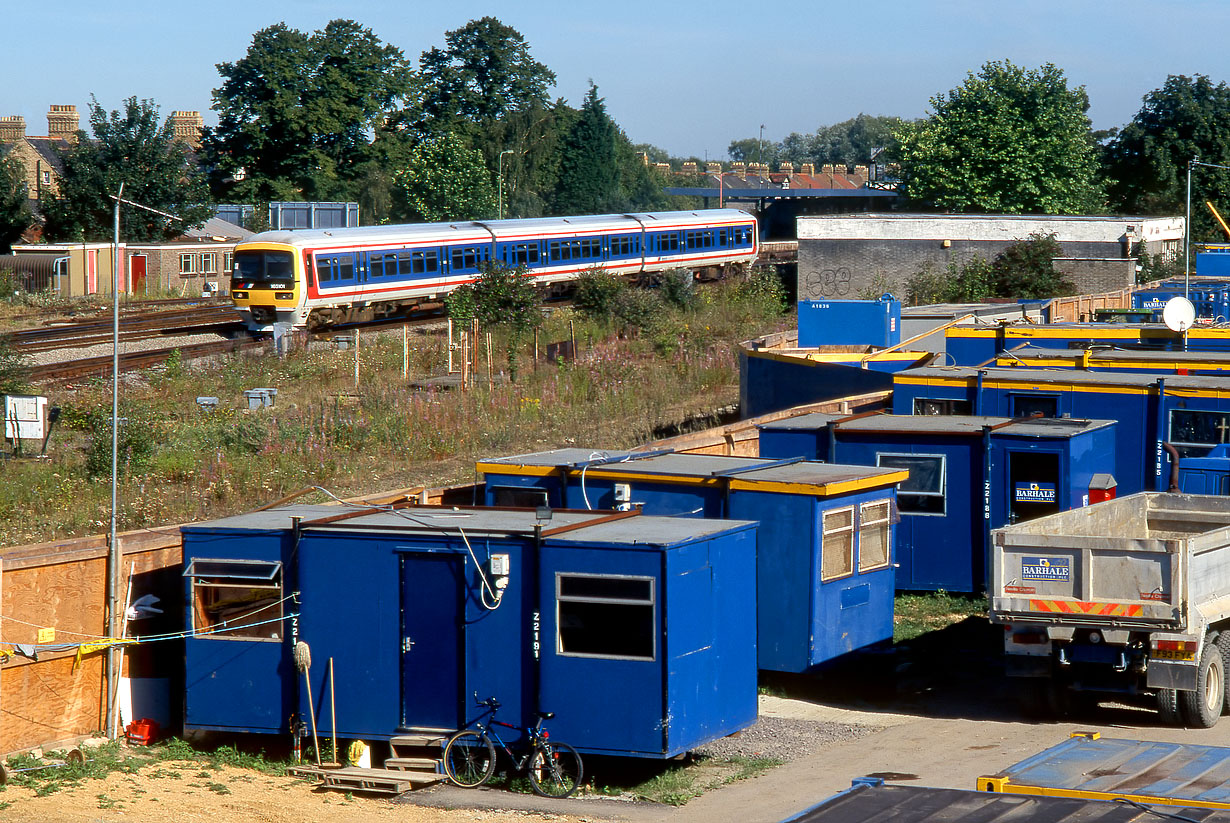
[[0, 339, 31, 395], [554, 85, 623, 214], [656, 269, 699, 311], [41, 97, 212, 243], [201, 19, 412, 201], [991, 232, 1073, 297], [896, 61, 1105, 214], [612, 288, 665, 332], [412, 17, 556, 139], [1137, 249, 1184, 284], [906, 257, 994, 305], [84, 404, 160, 478], [905, 233, 1073, 304], [390, 133, 497, 222], [572, 266, 628, 320], [727, 135, 778, 166], [728, 266, 788, 316], [1104, 75, 1230, 242], [0, 151, 30, 253]]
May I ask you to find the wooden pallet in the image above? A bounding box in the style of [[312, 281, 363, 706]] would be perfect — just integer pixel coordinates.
[[288, 764, 443, 794]]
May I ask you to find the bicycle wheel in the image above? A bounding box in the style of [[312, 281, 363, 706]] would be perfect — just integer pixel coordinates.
[[528, 741, 582, 798], [443, 730, 496, 788]]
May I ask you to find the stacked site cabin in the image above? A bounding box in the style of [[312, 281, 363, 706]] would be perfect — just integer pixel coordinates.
[[181, 504, 757, 759], [758, 414, 1118, 592], [476, 449, 906, 672], [992, 346, 1230, 376], [892, 366, 1230, 497], [945, 323, 1230, 366]]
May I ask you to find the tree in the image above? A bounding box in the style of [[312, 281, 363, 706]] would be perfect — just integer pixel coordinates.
[[201, 20, 412, 201], [990, 233, 1073, 297], [1104, 75, 1230, 242], [413, 17, 555, 140], [727, 136, 779, 167], [0, 151, 31, 253], [41, 97, 211, 243], [896, 61, 1104, 214], [445, 262, 541, 381], [554, 85, 622, 214], [390, 133, 497, 222]]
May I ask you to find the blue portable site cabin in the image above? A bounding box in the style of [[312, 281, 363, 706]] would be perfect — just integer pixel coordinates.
[[180, 504, 758, 759], [943, 323, 1230, 366], [1134, 277, 1230, 322], [893, 365, 1230, 497], [797, 296, 902, 348], [477, 449, 908, 672], [758, 414, 1118, 592], [992, 345, 1230, 376], [738, 334, 931, 419]]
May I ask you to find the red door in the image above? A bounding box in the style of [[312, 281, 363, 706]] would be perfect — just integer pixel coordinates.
[[130, 255, 147, 293]]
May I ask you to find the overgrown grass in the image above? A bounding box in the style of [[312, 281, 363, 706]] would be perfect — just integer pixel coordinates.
[[0, 739, 287, 799], [618, 755, 782, 806], [0, 276, 790, 546], [893, 590, 988, 642]]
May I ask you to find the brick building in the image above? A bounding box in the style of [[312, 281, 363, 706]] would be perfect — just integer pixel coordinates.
[[0, 105, 79, 212], [796, 213, 1184, 301]]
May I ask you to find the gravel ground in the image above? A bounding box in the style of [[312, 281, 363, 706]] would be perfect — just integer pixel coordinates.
[[692, 716, 874, 762], [28, 331, 236, 366]]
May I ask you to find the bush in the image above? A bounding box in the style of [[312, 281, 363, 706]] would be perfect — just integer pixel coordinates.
[[906, 257, 993, 305], [730, 266, 788, 316], [84, 405, 159, 478], [572, 266, 627, 320], [656, 269, 698, 311], [991, 232, 1073, 297], [613, 288, 665, 332], [0, 339, 30, 395]]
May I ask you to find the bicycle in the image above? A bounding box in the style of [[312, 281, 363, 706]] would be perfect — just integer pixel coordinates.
[[442, 695, 583, 798]]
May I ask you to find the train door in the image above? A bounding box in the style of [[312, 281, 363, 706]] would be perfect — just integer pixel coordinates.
[[400, 553, 464, 730], [1007, 450, 1061, 525]]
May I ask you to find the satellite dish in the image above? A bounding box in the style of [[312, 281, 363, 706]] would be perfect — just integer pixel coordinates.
[[1163, 296, 1196, 333]]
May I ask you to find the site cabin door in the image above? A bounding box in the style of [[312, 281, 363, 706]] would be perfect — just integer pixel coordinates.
[[130, 254, 147, 293], [400, 553, 464, 731]]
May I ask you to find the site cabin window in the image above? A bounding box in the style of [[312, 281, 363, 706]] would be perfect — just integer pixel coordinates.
[[490, 485, 549, 508], [556, 573, 655, 661], [858, 499, 892, 572], [876, 453, 946, 516], [185, 559, 283, 641], [1169, 409, 1230, 457], [1010, 394, 1059, 419], [820, 506, 854, 581], [914, 398, 972, 416], [179, 253, 196, 274]]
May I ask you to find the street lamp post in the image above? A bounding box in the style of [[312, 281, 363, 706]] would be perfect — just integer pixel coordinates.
[[105, 188, 181, 739], [498, 149, 514, 220], [758, 124, 765, 169], [1184, 158, 1230, 301]]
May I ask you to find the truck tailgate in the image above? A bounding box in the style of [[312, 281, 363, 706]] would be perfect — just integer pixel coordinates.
[[991, 531, 1181, 626]]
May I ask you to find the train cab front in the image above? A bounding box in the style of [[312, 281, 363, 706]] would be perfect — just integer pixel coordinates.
[[229, 245, 305, 332]]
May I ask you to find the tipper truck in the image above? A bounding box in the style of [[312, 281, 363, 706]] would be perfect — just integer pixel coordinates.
[[990, 492, 1230, 727]]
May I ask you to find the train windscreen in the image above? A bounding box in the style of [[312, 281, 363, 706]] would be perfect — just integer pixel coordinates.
[[234, 250, 294, 282]]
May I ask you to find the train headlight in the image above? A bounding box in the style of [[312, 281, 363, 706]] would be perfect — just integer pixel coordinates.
[[231, 291, 247, 299], [275, 292, 294, 300]]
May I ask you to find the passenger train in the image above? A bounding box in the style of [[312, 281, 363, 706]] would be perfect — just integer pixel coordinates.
[[228, 209, 759, 331]]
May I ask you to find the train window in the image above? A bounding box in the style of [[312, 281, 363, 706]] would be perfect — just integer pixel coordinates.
[[336, 255, 353, 282], [451, 246, 485, 271], [718, 229, 729, 247], [368, 253, 385, 278], [611, 235, 636, 257], [236, 250, 294, 282], [655, 233, 680, 253], [507, 242, 540, 266], [411, 250, 439, 275], [316, 257, 332, 283]]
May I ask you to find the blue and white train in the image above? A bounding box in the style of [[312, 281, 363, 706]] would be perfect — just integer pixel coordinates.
[[228, 209, 759, 331]]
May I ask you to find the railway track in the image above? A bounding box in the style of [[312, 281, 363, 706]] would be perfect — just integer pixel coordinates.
[[7, 304, 244, 353], [29, 337, 264, 383]]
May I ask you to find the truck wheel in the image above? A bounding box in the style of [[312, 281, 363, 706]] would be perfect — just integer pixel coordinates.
[[1216, 633, 1230, 712], [1157, 688, 1182, 725], [1179, 643, 1225, 728]]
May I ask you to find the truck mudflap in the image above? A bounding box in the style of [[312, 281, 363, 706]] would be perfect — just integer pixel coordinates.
[[1148, 659, 1199, 691], [1146, 631, 1203, 691]]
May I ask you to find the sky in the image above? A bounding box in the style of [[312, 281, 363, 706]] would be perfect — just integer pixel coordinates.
[[6, 0, 1230, 160]]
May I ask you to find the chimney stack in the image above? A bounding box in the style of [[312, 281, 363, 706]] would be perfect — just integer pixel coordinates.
[[47, 105, 79, 143], [0, 116, 26, 144], [169, 110, 204, 150]]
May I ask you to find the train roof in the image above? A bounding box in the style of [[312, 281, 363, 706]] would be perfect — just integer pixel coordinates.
[[240, 209, 754, 248]]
